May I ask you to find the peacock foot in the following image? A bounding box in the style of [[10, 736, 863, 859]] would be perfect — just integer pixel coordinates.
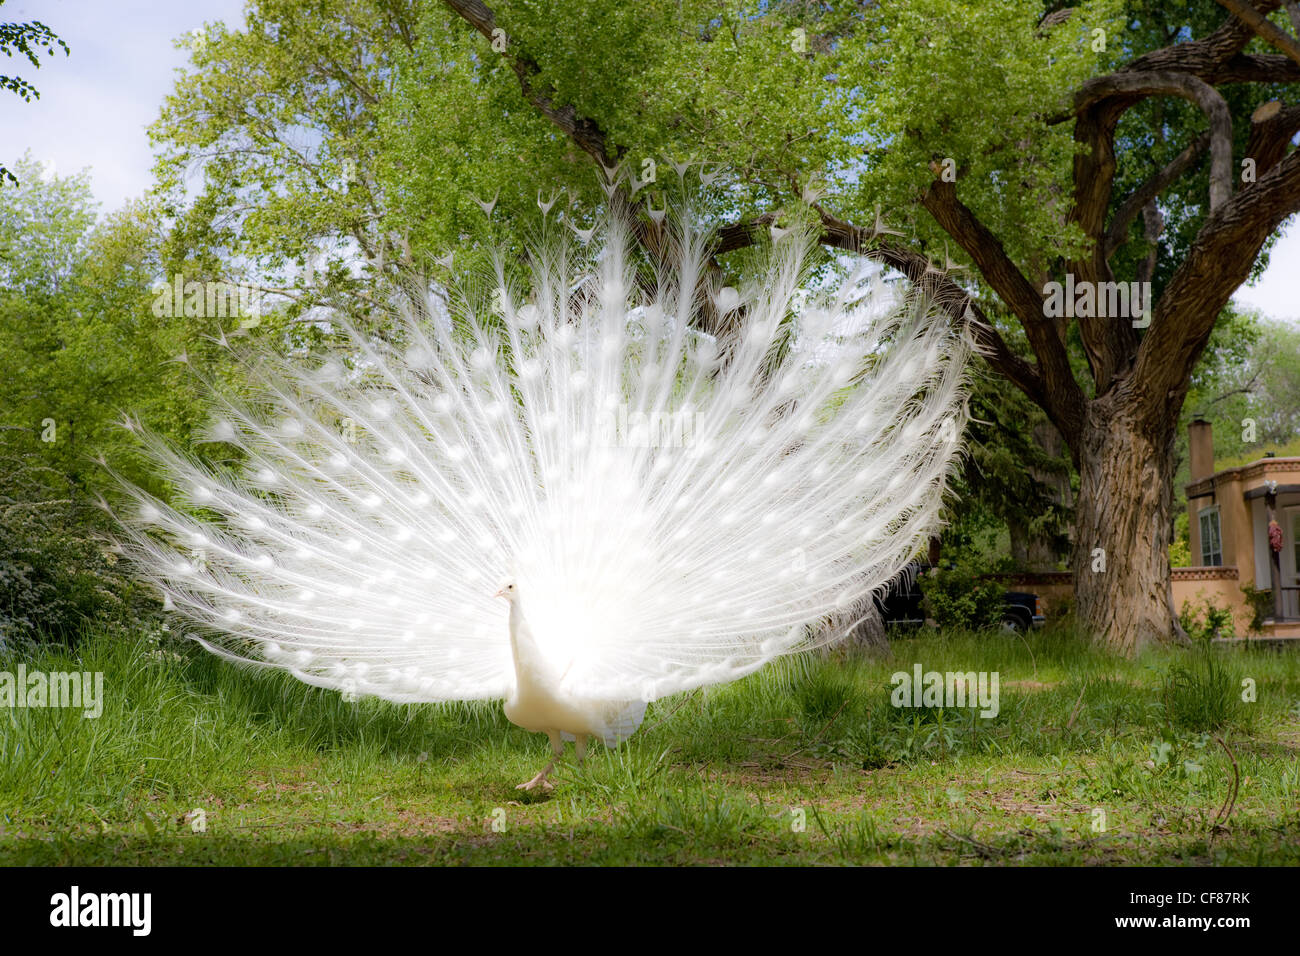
[[516, 771, 554, 792]]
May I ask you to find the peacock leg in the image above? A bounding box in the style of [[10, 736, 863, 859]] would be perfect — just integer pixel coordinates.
[[517, 730, 562, 791], [574, 734, 588, 766]]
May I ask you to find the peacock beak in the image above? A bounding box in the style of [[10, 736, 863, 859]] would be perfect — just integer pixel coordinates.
[[493, 586, 506, 599]]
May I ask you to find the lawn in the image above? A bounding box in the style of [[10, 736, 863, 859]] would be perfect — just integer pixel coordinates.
[[2, 626, 1298, 865]]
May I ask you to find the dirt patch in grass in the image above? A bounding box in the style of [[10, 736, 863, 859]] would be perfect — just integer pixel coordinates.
[[244, 767, 328, 795], [341, 811, 464, 838], [1002, 680, 1058, 692]]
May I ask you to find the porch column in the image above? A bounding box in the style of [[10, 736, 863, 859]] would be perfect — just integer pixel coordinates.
[[1267, 490, 1282, 621]]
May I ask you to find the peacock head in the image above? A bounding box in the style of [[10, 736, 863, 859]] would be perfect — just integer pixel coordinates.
[[493, 579, 517, 602]]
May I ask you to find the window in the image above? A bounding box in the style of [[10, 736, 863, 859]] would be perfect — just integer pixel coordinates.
[[1199, 507, 1222, 567]]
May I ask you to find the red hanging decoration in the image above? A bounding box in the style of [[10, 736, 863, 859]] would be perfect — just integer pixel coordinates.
[[1268, 519, 1284, 553]]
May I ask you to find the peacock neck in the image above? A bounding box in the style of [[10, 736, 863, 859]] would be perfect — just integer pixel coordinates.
[[508, 596, 565, 706], [507, 599, 522, 665], [507, 598, 540, 683]]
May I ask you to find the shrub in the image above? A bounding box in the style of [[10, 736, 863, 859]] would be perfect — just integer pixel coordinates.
[[1178, 596, 1234, 641], [0, 444, 156, 647], [919, 563, 1005, 631], [0, 500, 128, 645], [1240, 585, 1272, 633]]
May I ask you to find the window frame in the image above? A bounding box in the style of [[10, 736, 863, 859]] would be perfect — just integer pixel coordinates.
[[1199, 505, 1223, 567]]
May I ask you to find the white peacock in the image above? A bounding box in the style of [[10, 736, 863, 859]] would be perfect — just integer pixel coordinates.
[[114, 210, 971, 790]]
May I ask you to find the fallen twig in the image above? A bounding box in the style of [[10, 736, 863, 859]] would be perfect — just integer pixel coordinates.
[[1211, 734, 1240, 829], [941, 828, 1005, 858]]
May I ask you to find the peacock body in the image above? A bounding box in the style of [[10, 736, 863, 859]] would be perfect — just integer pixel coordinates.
[[115, 208, 971, 788]]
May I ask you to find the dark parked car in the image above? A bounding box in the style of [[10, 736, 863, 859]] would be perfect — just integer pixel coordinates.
[[874, 562, 1045, 633]]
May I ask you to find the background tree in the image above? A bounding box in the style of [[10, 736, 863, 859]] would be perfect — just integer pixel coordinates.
[[1233, 318, 1300, 446], [0, 157, 232, 641], [949, 371, 1075, 572]]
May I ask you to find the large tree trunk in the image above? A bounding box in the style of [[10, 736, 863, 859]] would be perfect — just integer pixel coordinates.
[[1072, 395, 1186, 654]]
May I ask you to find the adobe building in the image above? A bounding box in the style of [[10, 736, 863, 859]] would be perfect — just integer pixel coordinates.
[[996, 420, 1300, 639], [1177, 419, 1300, 638]]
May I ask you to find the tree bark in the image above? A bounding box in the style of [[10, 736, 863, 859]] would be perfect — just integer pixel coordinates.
[[1072, 395, 1188, 654]]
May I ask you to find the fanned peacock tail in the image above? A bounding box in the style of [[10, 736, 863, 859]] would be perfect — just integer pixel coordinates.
[[111, 206, 973, 708]]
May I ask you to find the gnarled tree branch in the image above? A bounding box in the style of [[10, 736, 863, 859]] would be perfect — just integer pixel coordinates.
[[811, 207, 1057, 432], [1129, 0, 1281, 74], [916, 181, 1086, 442], [442, 0, 617, 166], [1134, 146, 1300, 415], [1215, 0, 1300, 67], [1244, 99, 1300, 174], [1074, 71, 1234, 212]]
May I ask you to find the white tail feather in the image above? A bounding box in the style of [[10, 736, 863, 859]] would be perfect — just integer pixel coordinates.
[[113, 210, 971, 708]]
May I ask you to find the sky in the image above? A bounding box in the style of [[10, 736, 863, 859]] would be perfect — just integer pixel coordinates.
[[2, 0, 1297, 324], [1, 0, 246, 207]]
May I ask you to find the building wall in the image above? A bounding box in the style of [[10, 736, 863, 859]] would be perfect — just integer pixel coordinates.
[[989, 568, 1299, 637], [1170, 568, 1252, 633], [1182, 458, 1300, 628], [993, 569, 1254, 630], [1223, 477, 1252, 581]]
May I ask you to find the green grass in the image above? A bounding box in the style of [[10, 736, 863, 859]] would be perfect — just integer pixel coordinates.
[[2, 625, 1298, 865]]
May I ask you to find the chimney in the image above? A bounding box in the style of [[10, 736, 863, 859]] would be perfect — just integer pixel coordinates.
[[1189, 418, 1214, 481]]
